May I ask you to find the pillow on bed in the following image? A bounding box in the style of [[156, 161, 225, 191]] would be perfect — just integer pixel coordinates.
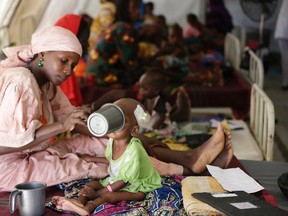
[[181, 176, 226, 216]]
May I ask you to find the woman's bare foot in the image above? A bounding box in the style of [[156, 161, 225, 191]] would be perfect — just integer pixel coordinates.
[[188, 123, 225, 173], [211, 129, 234, 168], [52, 196, 89, 216]]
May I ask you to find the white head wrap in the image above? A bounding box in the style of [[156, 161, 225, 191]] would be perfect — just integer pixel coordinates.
[[31, 26, 82, 56], [0, 26, 82, 73]]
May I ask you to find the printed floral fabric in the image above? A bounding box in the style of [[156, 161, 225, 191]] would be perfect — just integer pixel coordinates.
[[87, 22, 142, 86]]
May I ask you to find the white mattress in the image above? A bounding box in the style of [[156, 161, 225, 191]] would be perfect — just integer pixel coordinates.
[[230, 120, 263, 161]]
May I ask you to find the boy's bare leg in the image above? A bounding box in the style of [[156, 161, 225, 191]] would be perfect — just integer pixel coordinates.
[[181, 129, 233, 176], [151, 123, 225, 174]]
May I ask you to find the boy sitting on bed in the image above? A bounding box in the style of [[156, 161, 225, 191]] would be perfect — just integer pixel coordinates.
[[138, 67, 191, 130], [52, 98, 162, 215]]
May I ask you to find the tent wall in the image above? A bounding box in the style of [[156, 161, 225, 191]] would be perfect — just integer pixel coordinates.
[[144, 0, 206, 27], [36, 0, 100, 31], [9, 0, 49, 45], [37, 0, 206, 31]]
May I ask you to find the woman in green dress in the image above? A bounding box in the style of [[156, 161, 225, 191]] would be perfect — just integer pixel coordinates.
[[52, 98, 162, 216]]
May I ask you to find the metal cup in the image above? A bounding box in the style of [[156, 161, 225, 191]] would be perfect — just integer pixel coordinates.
[[87, 103, 125, 137], [9, 181, 47, 216]]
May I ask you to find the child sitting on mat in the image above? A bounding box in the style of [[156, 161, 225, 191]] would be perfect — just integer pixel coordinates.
[[52, 98, 162, 216]]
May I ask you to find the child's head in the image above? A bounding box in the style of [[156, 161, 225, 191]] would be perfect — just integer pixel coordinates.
[[108, 98, 146, 138], [145, 2, 154, 15], [187, 13, 198, 25], [139, 68, 166, 99], [187, 13, 202, 32], [169, 23, 183, 44], [156, 15, 166, 27]]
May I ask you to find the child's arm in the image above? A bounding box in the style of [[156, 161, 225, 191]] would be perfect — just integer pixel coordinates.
[[79, 180, 127, 199], [77, 154, 109, 164], [108, 180, 127, 192]]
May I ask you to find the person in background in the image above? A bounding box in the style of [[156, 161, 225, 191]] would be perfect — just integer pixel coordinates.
[[152, 23, 191, 85], [139, 68, 171, 130], [89, 0, 116, 48], [52, 98, 162, 215], [81, 13, 93, 27], [274, 0, 288, 90], [143, 2, 157, 26], [205, 0, 233, 35], [54, 14, 91, 106], [183, 13, 202, 39], [138, 68, 191, 130], [155, 15, 169, 47]]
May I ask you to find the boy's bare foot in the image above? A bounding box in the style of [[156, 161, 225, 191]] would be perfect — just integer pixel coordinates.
[[52, 196, 89, 216], [188, 123, 225, 173], [211, 129, 234, 168]]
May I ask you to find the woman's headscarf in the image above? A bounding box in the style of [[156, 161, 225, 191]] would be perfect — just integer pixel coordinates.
[[0, 26, 82, 73]]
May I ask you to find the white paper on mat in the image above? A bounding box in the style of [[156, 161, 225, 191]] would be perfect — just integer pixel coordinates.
[[206, 165, 264, 194]]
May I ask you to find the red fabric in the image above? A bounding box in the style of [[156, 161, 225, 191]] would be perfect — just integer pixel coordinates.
[[54, 14, 84, 106], [74, 58, 86, 78], [60, 73, 83, 106], [262, 192, 278, 207], [246, 40, 259, 51], [54, 14, 81, 35]]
